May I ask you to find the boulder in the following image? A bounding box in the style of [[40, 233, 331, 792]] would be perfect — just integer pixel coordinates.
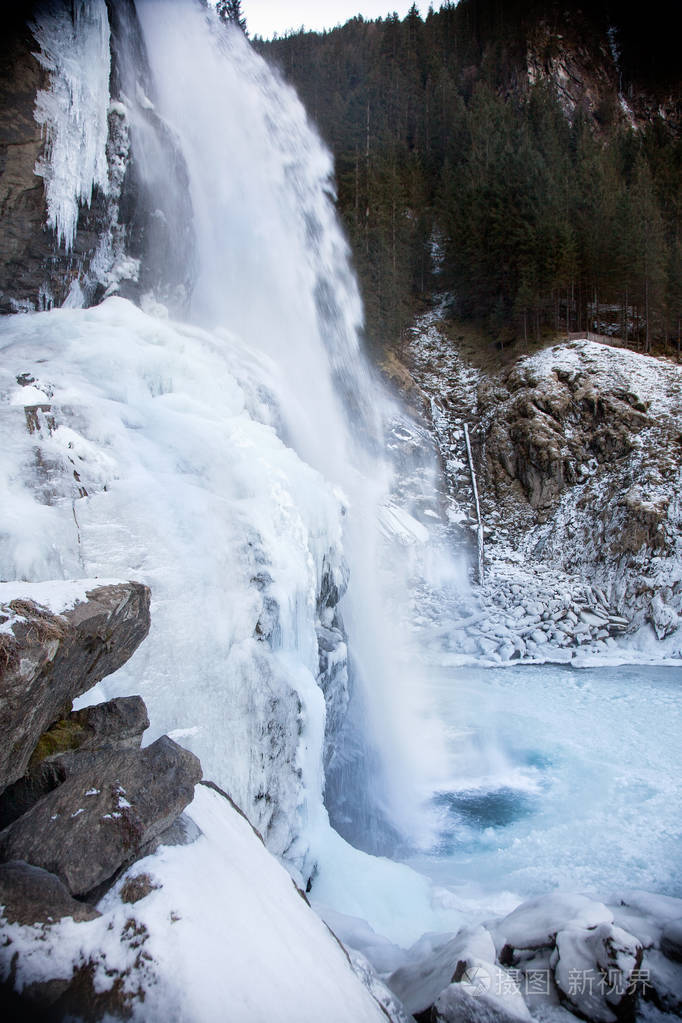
[[432, 981, 529, 1023], [495, 892, 613, 956], [0, 696, 150, 830], [553, 923, 643, 1022], [0, 860, 100, 925], [0, 582, 151, 792], [44, 696, 150, 757], [389, 926, 497, 1015], [0, 736, 201, 896]]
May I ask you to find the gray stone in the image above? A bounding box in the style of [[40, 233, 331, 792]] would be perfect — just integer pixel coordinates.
[[0, 736, 201, 896], [0, 696, 150, 829], [67, 696, 150, 754], [0, 582, 151, 792], [0, 859, 100, 925]]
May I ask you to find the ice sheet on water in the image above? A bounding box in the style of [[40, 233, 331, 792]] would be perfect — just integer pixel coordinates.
[[32, 1, 111, 250]]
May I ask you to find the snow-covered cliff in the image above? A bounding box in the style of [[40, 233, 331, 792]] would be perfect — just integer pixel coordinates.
[[396, 301, 682, 665]]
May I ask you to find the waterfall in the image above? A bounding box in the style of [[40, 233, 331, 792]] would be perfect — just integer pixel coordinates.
[[0, 0, 450, 881]]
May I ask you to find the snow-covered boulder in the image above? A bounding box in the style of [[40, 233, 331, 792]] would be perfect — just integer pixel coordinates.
[[553, 923, 643, 1022], [433, 978, 530, 1023], [388, 925, 497, 1014], [494, 892, 613, 956], [0, 785, 391, 1022]]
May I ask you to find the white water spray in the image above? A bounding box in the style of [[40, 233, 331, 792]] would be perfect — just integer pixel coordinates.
[[0, 0, 453, 879], [133, 0, 449, 849]]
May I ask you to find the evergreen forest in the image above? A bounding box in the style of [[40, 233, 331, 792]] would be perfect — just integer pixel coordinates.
[[256, 0, 682, 355]]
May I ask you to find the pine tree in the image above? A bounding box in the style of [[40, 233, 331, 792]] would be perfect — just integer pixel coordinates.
[[216, 0, 246, 33]]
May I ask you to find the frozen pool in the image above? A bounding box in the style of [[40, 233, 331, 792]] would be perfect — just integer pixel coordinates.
[[406, 662, 682, 901]]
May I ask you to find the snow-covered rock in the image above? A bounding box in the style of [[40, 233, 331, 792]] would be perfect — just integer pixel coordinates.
[[432, 976, 531, 1023], [553, 923, 643, 1022], [400, 304, 682, 665], [388, 925, 498, 1015], [494, 893, 614, 955], [0, 786, 390, 1022]]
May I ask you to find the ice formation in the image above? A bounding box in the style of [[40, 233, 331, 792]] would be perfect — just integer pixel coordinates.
[[32, 0, 111, 250]]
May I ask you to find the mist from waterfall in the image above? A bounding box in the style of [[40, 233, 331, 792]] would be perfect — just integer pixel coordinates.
[[130, 0, 453, 853]]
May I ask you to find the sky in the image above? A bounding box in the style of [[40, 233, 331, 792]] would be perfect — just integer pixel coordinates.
[[245, 1, 427, 40]]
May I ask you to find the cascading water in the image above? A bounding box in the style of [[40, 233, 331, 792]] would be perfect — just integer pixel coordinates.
[[131, 0, 454, 854], [0, 0, 453, 883]]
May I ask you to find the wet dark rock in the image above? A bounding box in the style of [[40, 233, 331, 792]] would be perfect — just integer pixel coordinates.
[[0, 736, 201, 896], [0, 582, 151, 792]]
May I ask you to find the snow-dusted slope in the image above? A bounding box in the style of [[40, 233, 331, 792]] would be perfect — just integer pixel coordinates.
[[1, 785, 390, 1022], [400, 304, 682, 664]]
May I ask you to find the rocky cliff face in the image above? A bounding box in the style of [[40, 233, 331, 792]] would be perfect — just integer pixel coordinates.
[[524, 9, 681, 131], [0, 0, 193, 315], [396, 304, 682, 662], [476, 341, 682, 641], [0, 580, 201, 1014]]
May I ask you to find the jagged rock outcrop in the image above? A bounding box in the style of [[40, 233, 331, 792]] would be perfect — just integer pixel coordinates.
[[0, 736, 201, 896], [0, 695, 149, 829], [0, 581, 150, 791], [0, 578, 200, 900], [525, 7, 681, 133], [0, 1, 194, 315], [0, 12, 53, 313], [474, 341, 682, 636], [0, 577, 210, 1018], [400, 307, 682, 656]]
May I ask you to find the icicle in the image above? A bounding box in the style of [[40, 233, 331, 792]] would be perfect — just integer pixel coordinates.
[[32, 0, 111, 251], [464, 422, 484, 584]]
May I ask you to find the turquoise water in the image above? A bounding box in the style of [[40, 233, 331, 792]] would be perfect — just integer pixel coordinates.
[[408, 663, 682, 900]]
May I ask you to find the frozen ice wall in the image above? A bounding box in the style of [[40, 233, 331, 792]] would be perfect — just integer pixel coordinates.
[[133, 0, 449, 850], [32, 0, 111, 251], [0, 0, 451, 881], [0, 299, 346, 872]]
